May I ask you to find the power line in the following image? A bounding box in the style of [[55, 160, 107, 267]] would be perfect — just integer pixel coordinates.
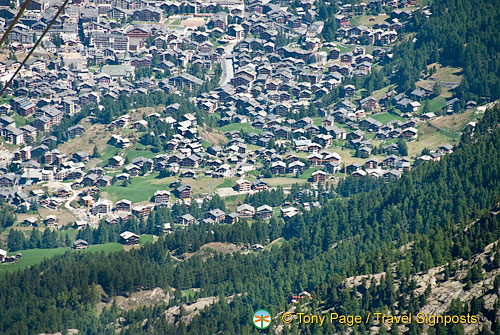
[[0, 0, 71, 96]]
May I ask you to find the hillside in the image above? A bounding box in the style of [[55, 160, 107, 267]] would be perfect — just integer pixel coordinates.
[[0, 101, 498, 334], [1, 0, 500, 332]]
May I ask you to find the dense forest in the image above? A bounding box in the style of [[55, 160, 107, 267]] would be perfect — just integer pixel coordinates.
[[0, 102, 499, 334]]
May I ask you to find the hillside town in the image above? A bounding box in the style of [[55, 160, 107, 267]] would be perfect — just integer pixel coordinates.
[[0, 0, 478, 239], [1, 0, 500, 333]]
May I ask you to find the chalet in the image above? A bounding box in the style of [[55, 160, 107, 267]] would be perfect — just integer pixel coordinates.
[[108, 156, 125, 168], [154, 190, 170, 205], [382, 155, 398, 168], [205, 208, 226, 223], [225, 212, 239, 224], [126, 27, 149, 40], [17, 101, 36, 117], [281, 206, 299, 218], [360, 96, 379, 112], [327, 125, 347, 140], [116, 199, 132, 212], [181, 155, 200, 168], [212, 12, 229, 30], [395, 159, 411, 171], [325, 161, 341, 174], [288, 161, 305, 175], [178, 213, 196, 226], [180, 169, 196, 178], [439, 144, 454, 154], [252, 180, 269, 191], [120, 231, 140, 245], [401, 127, 418, 140], [132, 205, 152, 217], [44, 215, 57, 227], [410, 87, 431, 101], [92, 199, 113, 214], [0, 248, 13, 263], [124, 164, 141, 176], [322, 152, 341, 163], [308, 143, 323, 153], [431, 153, 442, 162], [14, 146, 31, 161], [365, 158, 379, 169], [23, 217, 38, 226], [251, 243, 265, 251], [74, 221, 87, 230], [293, 139, 311, 152], [105, 212, 130, 225], [336, 99, 356, 112], [96, 175, 112, 187], [346, 163, 362, 174], [256, 205, 273, 220], [359, 117, 382, 131], [73, 239, 89, 249], [358, 146, 372, 156], [214, 164, 232, 178], [420, 112, 436, 121], [344, 84, 355, 97], [132, 7, 162, 22], [384, 169, 402, 181], [237, 204, 255, 219], [291, 291, 313, 303], [2, 126, 24, 145], [312, 170, 327, 183], [352, 169, 367, 178], [236, 178, 252, 192], [162, 223, 172, 234], [307, 153, 323, 166], [116, 173, 130, 181], [73, 152, 89, 162], [175, 184, 193, 200], [82, 174, 98, 186], [294, 117, 313, 129], [271, 161, 286, 175]]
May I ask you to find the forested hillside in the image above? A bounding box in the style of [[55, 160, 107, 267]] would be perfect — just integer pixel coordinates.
[[391, 0, 500, 100]]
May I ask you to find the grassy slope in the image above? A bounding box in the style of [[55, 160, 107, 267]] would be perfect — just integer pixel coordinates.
[[217, 123, 263, 134], [371, 112, 404, 124], [407, 110, 478, 157], [0, 235, 156, 275], [0, 243, 123, 275], [101, 173, 230, 202]]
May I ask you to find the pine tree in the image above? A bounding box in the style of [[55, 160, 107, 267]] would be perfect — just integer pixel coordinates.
[[92, 146, 100, 158], [397, 139, 408, 156], [28, 228, 42, 249], [432, 82, 442, 97], [65, 233, 72, 247]]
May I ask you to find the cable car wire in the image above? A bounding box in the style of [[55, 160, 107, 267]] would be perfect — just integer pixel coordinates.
[[0, 0, 71, 96]]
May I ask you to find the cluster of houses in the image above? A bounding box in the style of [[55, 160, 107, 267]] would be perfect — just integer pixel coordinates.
[[71, 232, 138, 250], [0, 248, 22, 263], [0, 0, 468, 245]]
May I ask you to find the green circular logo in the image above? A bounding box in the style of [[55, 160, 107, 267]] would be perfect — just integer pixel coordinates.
[[253, 309, 272, 329]]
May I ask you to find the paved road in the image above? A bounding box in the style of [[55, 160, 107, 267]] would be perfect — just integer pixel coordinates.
[[219, 40, 237, 87], [63, 186, 100, 226]]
